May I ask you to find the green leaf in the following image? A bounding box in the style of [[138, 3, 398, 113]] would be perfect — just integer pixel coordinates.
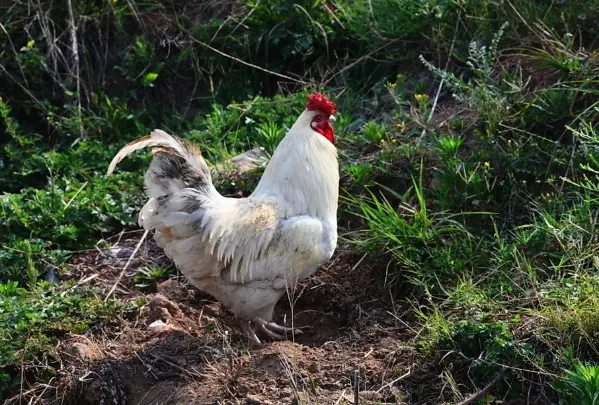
[[142, 72, 159, 84]]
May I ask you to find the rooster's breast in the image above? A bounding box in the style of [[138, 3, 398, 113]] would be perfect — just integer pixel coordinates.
[[257, 215, 337, 283]]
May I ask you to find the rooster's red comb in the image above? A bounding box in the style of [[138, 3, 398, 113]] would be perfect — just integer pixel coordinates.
[[306, 93, 336, 115]]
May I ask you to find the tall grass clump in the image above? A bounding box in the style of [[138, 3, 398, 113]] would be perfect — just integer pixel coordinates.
[[345, 9, 599, 401], [554, 362, 599, 405]]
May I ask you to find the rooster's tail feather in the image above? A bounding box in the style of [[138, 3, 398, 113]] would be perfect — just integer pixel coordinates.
[[107, 129, 213, 198]]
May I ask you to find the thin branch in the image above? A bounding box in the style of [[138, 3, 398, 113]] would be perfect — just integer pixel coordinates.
[[376, 368, 412, 393], [188, 36, 307, 85], [418, 11, 461, 142], [0, 22, 29, 88], [66, 0, 84, 138], [456, 371, 505, 405], [353, 367, 360, 405], [350, 252, 368, 272], [105, 229, 149, 301], [321, 40, 398, 86]]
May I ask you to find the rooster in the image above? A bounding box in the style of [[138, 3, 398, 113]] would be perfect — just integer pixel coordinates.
[[107, 93, 339, 343]]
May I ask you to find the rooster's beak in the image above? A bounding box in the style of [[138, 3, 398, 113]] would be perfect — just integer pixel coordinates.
[[329, 115, 336, 122]]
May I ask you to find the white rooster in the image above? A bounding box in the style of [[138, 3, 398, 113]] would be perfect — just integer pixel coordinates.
[[107, 93, 339, 343]]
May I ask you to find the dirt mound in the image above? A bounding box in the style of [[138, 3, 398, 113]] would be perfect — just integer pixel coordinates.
[[46, 250, 424, 405]]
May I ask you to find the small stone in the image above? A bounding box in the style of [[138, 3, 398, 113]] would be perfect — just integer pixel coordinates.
[[102, 247, 135, 259], [148, 320, 170, 333], [70, 342, 93, 360], [157, 279, 190, 301], [148, 293, 184, 320]]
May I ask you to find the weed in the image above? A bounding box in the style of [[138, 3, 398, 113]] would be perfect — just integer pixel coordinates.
[[420, 22, 511, 132], [347, 163, 373, 186], [554, 362, 599, 405], [348, 165, 480, 286], [134, 266, 173, 292], [254, 119, 287, 157], [362, 121, 387, 144]]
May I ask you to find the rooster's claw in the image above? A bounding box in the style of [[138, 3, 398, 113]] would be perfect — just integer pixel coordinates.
[[241, 318, 302, 344]]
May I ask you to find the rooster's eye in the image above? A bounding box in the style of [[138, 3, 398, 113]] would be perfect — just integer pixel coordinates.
[[314, 115, 322, 122]]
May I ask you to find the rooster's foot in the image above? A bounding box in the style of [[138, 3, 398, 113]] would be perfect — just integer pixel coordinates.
[[241, 318, 303, 344]]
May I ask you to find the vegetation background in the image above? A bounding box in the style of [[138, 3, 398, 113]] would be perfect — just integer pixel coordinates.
[[1, 0, 599, 404]]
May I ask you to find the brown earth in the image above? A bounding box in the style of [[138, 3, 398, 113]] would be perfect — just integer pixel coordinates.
[[29, 232, 438, 405]]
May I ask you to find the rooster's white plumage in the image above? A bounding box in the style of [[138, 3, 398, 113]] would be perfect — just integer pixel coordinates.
[[107, 93, 339, 343]]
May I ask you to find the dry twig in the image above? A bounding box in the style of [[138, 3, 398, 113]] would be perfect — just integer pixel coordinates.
[[353, 367, 360, 404], [456, 371, 505, 405], [105, 229, 149, 301], [189, 36, 307, 85]]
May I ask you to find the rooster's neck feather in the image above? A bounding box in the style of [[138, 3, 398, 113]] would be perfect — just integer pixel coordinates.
[[251, 110, 339, 219]]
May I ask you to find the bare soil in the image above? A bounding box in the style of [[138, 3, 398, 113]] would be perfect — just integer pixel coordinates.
[[39, 232, 443, 405]]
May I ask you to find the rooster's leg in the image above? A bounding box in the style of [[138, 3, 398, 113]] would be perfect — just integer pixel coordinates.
[[253, 318, 302, 341], [252, 318, 285, 340], [240, 320, 263, 344], [240, 318, 303, 344], [259, 319, 303, 335]]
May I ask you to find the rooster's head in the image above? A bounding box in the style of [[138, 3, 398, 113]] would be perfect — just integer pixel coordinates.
[[306, 93, 336, 144]]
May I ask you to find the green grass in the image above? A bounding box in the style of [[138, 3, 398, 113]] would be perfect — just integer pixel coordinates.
[[1, 0, 599, 402], [134, 265, 174, 292], [553, 361, 599, 405], [0, 281, 140, 398]]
